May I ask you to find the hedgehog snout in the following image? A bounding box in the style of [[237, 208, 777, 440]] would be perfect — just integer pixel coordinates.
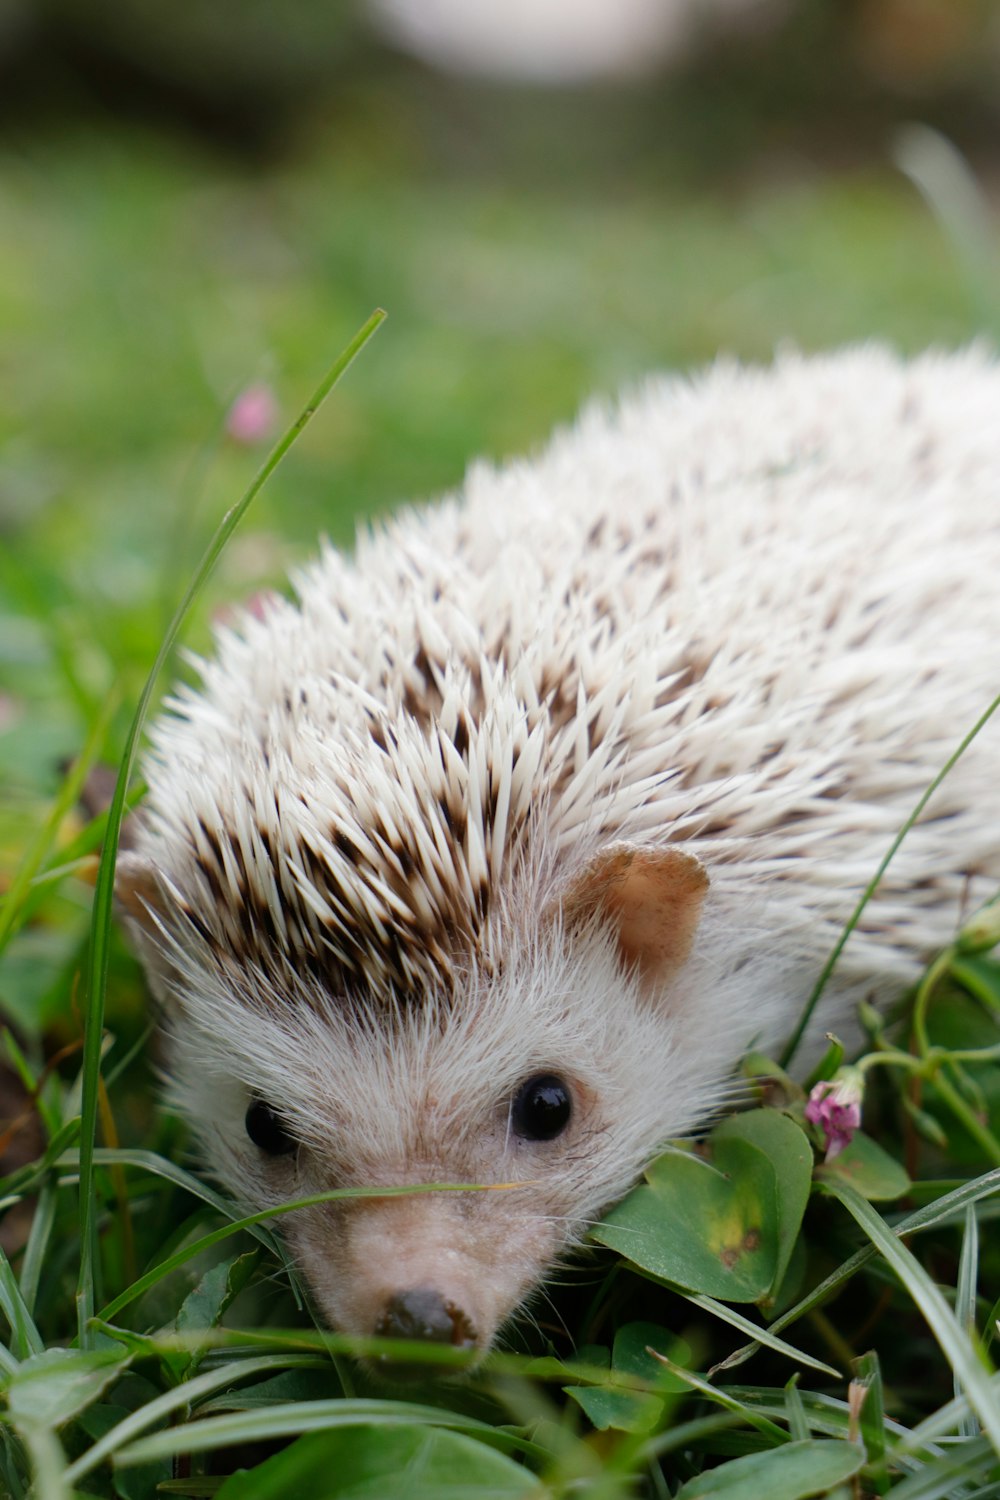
[[376, 1286, 477, 1345], [374, 1287, 478, 1374], [287, 1184, 559, 1368]]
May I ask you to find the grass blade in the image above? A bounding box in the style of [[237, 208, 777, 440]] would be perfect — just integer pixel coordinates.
[[681, 1292, 839, 1380], [76, 310, 386, 1346], [646, 1355, 789, 1446], [784, 1375, 809, 1442], [884, 1434, 999, 1500], [0, 1246, 43, 1359], [114, 1398, 537, 1467], [13, 1423, 69, 1500], [853, 1351, 890, 1495], [820, 1178, 1000, 1460], [902, 1371, 1000, 1452], [957, 1204, 981, 1437], [63, 1353, 326, 1485], [90, 1179, 509, 1326], [18, 1181, 56, 1321]]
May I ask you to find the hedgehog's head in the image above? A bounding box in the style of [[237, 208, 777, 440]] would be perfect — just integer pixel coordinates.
[[118, 838, 712, 1367]]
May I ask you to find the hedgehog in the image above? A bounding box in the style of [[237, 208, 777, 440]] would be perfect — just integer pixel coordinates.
[[117, 344, 1000, 1362]]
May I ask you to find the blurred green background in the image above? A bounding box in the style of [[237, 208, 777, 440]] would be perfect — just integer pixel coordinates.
[[1, 0, 999, 1038]]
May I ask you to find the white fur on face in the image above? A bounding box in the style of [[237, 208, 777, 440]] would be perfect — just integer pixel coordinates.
[[163, 918, 737, 1349], [122, 346, 1000, 1350]]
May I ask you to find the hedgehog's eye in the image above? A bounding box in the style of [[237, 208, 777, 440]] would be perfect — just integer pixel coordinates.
[[245, 1099, 297, 1156], [511, 1074, 572, 1141]]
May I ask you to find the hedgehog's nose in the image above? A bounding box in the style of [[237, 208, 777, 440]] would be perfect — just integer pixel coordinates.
[[375, 1287, 477, 1352]]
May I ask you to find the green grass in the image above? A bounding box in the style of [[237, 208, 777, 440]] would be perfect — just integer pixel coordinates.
[[1, 103, 999, 1497]]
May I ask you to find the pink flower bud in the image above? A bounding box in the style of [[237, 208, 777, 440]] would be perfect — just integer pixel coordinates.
[[804, 1067, 864, 1161], [225, 383, 278, 446]]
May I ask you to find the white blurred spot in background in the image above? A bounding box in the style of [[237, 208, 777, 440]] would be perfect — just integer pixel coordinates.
[[369, 0, 790, 84]]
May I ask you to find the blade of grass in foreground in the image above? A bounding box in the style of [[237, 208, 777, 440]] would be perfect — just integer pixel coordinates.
[[63, 1353, 327, 1485], [820, 1178, 1000, 1461], [92, 1179, 516, 1325], [76, 310, 387, 1347], [681, 1291, 838, 1379], [114, 1399, 541, 1468]]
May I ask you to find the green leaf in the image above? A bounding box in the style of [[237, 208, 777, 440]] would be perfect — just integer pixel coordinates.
[[176, 1252, 260, 1340], [212, 1426, 539, 1499], [6, 1348, 129, 1428], [565, 1322, 690, 1433], [566, 1384, 663, 1433], [720, 1168, 1000, 1375], [803, 1039, 845, 1092], [173, 1250, 261, 1378], [594, 1112, 810, 1303], [612, 1321, 691, 1389], [816, 1132, 910, 1201], [675, 1439, 863, 1499], [713, 1112, 812, 1300]]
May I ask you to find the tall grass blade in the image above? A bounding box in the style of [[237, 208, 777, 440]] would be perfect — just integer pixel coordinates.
[[892, 125, 1000, 330], [18, 1181, 56, 1320], [957, 1204, 982, 1437], [902, 1371, 1000, 1451], [821, 1179, 1000, 1460], [75, 310, 386, 1347], [0, 1247, 43, 1359], [15, 1423, 69, 1500]]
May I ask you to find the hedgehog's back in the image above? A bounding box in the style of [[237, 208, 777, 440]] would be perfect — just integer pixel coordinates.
[[139, 345, 1000, 1005]]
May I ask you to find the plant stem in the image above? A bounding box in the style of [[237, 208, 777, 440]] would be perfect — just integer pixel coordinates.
[[779, 688, 1000, 1070]]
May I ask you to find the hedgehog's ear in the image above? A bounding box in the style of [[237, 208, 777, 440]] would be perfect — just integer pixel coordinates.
[[561, 845, 709, 993]]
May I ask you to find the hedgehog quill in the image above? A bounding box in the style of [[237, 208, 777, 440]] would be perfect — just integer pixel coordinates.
[[118, 346, 1000, 1360]]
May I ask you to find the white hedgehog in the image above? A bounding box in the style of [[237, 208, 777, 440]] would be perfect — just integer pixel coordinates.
[[118, 345, 1000, 1361]]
